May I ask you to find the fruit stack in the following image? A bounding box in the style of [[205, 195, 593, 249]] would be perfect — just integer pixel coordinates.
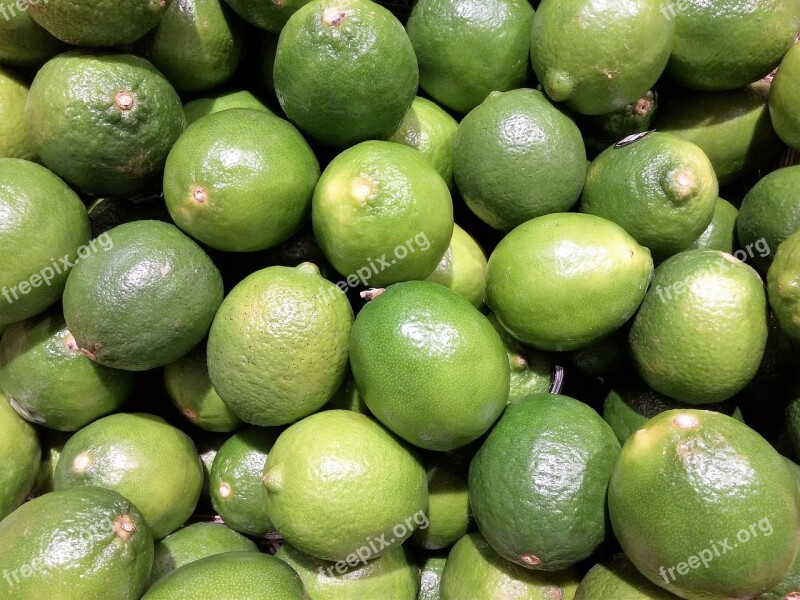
[[1, 0, 799, 599]]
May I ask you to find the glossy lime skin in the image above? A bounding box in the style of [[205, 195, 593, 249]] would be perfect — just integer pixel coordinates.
[[137, 0, 245, 94], [54, 413, 204, 539], [629, 249, 768, 404], [277, 543, 420, 600], [609, 410, 800, 599], [0, 11, 65, 69], [0, 158, 90, 326], [63, 220, 223, 372], [418, 554, 447, 600], [0, 487, 153, 600], [312, 141, 454, 286], [262, 410, 428, 562], [470, 394, 620, 571], [666, 0, 800, 91], [148, 522, 258, 587], [209, 427, 279, 536], [771, 43, 800, 151], [768, 230, 800, 343], [26, 52, 186, 197], [530, 0, 673, 115], [574, 554, 680, 600], [689, 198, 738, 255], [0, 309, 134, 431], [273, 0, 418, 147], [28, 0, 167, 46], [224, 0, 311, 32], [350, 281, 509, 451], [164, 109, 319, 252], [453, 89, 587, 232], [0, 394, 39, 520], [738, 166, 800, 274], [440, 532, 580, 600], [406, 0, 534, 114], [143, 552, 307, 599], [207, 264, 353, 426], [486, 213, 653, 351]]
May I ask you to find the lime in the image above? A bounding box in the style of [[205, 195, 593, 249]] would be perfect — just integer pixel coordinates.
[[411, 453, 470, 550], [0, 67, 34, 160], [183, 90, 273, 126], [767, 230, 800, 343], [771, 43, 800, 151], [425, 224, 487, 308], [689, 198, 738, 254], [223, 0, 310, 32], [488, 314, 554, 402], [575, 554, 680, 600], [0, 11, 65, 69], [578, 90, 658, 153], [0, 394, 39, 520]]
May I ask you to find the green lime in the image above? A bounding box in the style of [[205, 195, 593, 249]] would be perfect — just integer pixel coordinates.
[[487, 314, 554, 401], [350, 281, 509, 451], [273, 0, 417, 147], [26, 51, 186, 197], [0, 309, 134, 431], [575, 554, 680, 600], [0, 394, 39, 520], [530, 0, 673, 115], [0, 67, 34, 160], [54, 413, 204, 539], [0, 488, 153, 599], [405, 0, 533, 114], [656, 82, 782, 185], [578, 90, 658, 153], [277, 543, 420, 599], [164, 346, 243, 433], [28, 0, 167, 46], [389, 97, 459, 189], [768, 230, 800, 343], [209, 427, 279, 536], [263, 410, 427, 562], [470, 393, 620, 571], [579, 131, 718, 261], [142, 552, 307, 599], [486, 213, 653, 351], [689, 198, 738, 254], [440, 532, 580, 600], [738, 166, 800, 274], [325, 370, 370, 414], [86, 196, 172, 238], [148, 522, 258, 588], [0, 11, 65, 69], [207, 263, 353, 426], [164, 109, 319, 252], [31, 430, 70, 496], [425, 224, 487, 308], [137, 0, 245, 93], [0, 158, 90, 326], [452, 88, 587, 231], [629, 249, 768, 403], [609, 410, 800, 599], [418, 553, 447, 600], [63, 220, 224, 372], [312, 141, 453, 285], [223, 0, 310, 32], [771, 43, 800, 151], [567, 328, 629, 377], [183, 90, 273, 126], [411, 453, 470, 550], [665, 0, 800, 91]]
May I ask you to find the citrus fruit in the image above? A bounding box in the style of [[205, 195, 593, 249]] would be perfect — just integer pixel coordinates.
[[418, 554, 447, 600], [207, 263, 353, 426], [262, 410, 427, 562], [0, 309, 134, 431], [350, 281, 509, 451], [0, 394, 39, 520], [665, 0, 800, 91], [530, 0, 673, 115], [488, 314, 554, 402], [0, 67, 35, 160], [63, 220, 224, 371], [0, 487, 153, 600], [470, 393, 620, 571], [629, 249, 769, 403], [575, 554, 680, 600], [689, 198, 738, 254], [164, 109, 319, 252], [312, 141, 453, 285], [767, 229, 800, 343], [0, 158, 89, 326], [405, 0, 533, 114], [164, 346, 243, 433], [609, 410, 800, 599], [578, 90, 658, 154], [579, 131, 718, 261], [26, 51, 185, 197], [223, 0, 310, 32], [183, 90, 273, 126], [452, 88, 587, 231], [54, 412, 204, 539], [411, 453, 470, 550], [771, 42, 800, 151], [440, 532, 580, 600], [486, 212, 653, 351], [425, 224, 487, 308], [389, 96, 459, 189], [0, 11, 65, 69], [273, 0, 418, 147]]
